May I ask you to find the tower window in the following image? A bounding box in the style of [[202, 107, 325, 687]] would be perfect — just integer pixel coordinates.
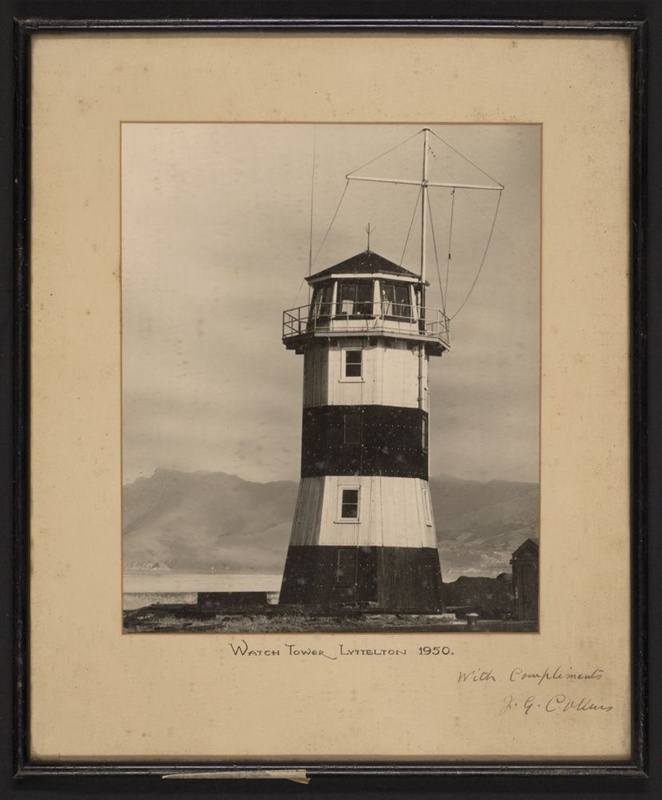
[[336, 281, 374, 317], [310, 284, 334, 321], [422, 415, 428, 452], [343, 412, 362, 444], [344, 350, 363, 378], [339, 488, 360, 520], [381, 283, 413, 320]]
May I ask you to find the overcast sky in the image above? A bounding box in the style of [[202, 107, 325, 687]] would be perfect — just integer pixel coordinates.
[[122, 123, 540, 486]]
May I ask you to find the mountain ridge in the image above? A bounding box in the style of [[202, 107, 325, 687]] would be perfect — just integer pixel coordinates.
[[123, 468, 539, 581]]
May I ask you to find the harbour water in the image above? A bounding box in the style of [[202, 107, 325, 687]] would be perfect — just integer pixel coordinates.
[[123, 571, 282, 611]]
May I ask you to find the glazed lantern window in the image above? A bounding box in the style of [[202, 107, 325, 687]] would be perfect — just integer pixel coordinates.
[[336, 281, 374, 317], [311, 283, 334, 320], [381, 282, 412, 320]]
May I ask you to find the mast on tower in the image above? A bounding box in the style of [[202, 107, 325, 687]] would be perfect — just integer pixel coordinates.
[[345, 127, 503, 288]]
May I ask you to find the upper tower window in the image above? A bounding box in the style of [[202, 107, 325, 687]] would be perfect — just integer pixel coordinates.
[[381, 282, 413, 320], [310, 284, 334, 322], [343, 349, 363, 380], [336, 281, 374, 317]]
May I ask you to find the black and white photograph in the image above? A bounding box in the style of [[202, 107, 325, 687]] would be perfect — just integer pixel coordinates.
[[121, 123, 541, 633]]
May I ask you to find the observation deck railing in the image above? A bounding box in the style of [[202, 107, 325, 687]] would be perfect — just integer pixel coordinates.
[[282, 302, 450, 350]]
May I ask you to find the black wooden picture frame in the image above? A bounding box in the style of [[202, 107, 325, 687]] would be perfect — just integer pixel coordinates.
[[2, 1, 659, 796]]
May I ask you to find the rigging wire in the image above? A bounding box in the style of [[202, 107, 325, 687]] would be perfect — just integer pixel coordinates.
[[426, 189, 446, 314], [443, 188, 456, 313], [429, 128, 504, 189], [346, 129, 422, 178], [291, 276, 308, 308], [452, 178, 534, 267], [449, 189, 503, 321], [399, 186, 423, 266], [309, 130, 428, 270], [311, 179, 350, 267], [428, 137, 532, 266], [425, 131, 504, 322]]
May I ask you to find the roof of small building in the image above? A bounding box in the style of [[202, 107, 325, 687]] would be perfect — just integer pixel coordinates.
[[309, 250, 420, 282], [511, 538, 539, 560]]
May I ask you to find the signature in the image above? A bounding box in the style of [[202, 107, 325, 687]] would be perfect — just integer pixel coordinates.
[[499, 693, 613, 715]]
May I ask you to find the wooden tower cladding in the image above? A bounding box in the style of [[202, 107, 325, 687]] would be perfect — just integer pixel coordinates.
[[280, 250, 448, 611]]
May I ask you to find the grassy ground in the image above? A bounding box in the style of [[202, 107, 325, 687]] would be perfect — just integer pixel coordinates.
[[123, 604, 537, 633]]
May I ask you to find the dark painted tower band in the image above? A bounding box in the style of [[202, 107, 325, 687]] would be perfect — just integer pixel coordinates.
[[280, 250, 449, 611]]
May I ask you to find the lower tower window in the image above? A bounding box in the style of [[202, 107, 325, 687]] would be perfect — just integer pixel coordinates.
[[338, 487, 360, 520]]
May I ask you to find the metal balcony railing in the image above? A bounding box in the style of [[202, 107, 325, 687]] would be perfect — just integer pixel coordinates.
[[282, 302, 450, 348]]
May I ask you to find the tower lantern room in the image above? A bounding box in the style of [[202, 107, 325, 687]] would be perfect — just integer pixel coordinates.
[[279, 249, 449, 611]]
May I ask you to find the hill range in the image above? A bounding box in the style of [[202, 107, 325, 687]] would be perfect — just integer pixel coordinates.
[[123, 469, 539, 582]]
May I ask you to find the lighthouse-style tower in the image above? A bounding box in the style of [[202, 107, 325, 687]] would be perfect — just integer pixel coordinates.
[[280, 249, 447, 610], [279, 130, 457, 612], [280, 148, 454, 614], [278, 128, 503, 612]]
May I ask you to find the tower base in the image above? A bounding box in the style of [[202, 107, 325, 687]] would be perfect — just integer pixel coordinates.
[[279, 545, 444, 612]]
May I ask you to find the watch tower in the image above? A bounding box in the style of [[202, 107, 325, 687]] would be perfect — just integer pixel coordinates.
[[280, 247, 448, 610], [279, 128, 503, 612]]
